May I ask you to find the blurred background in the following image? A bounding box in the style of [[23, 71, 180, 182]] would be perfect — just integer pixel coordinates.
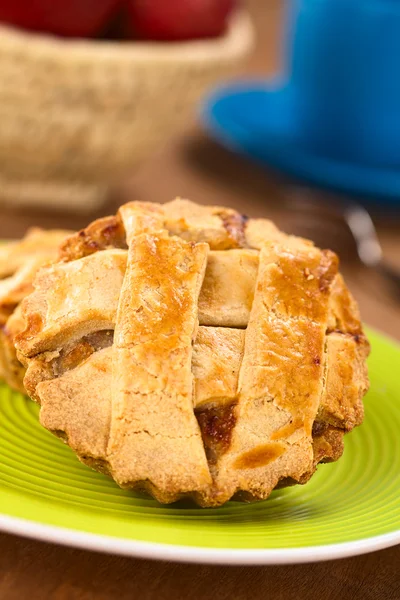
[[0, 0, 399, 337]]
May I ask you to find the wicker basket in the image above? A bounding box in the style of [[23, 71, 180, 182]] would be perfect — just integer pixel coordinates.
[[0, 11, 253, 213]]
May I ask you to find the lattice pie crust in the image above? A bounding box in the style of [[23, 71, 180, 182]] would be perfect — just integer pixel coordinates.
[[15, 200, 369, 506]]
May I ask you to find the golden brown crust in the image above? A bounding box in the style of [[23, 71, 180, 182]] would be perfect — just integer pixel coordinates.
[[60, 216, 127, 263], [14, 199, 370, 506], [16, 249, 127, 358], [198, 250, 258, 327], [192, 327, 245, 409], [60, 198, 259, 258], [318, 332, 369, 430], [198, 240, 339, 505], [163, 198, 248, 249], [327, 273, 364, 336], [107, 232, 211, 494]]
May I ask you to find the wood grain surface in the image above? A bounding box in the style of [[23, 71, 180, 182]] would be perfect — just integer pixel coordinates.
[[0, 1, 399, 598]]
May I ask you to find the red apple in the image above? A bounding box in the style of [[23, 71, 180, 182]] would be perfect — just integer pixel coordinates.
[[0, 0, 122, 38], [124, 0, 236, 41]]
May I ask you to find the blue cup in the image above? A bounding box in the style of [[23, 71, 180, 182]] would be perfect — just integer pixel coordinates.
[[202, 0, 400, 202], [288, 0, 400, 167]]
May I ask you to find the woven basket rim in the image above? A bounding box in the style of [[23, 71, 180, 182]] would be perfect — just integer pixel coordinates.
[[0, 9, 254, 65]]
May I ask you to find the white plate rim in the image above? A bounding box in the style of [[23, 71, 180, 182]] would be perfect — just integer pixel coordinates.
[[0, 513, 398, 565]]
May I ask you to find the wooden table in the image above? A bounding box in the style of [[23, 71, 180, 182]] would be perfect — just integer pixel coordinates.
[[0, 1, 399, 598]]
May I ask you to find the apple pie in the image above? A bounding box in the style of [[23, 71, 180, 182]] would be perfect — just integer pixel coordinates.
[[0, 228, 72, 393], [15, 200, 369, 506]]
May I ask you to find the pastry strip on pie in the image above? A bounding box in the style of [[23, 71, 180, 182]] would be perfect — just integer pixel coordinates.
[[316, 274, 370, 432], [205, 241, 339, 504], [16, 249, 127, 357], [118, 201, 165, 244], [318, 332, 368, 430], [192, 327, 245, 409], [198, 250, 258, 328], [107, 232, 212, 499]]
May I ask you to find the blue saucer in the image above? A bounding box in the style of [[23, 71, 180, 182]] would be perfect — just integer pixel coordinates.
[[201, 81, 400, 206]]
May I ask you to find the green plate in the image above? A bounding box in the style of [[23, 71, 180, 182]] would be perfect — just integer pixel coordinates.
[[0, 328, 399, 564]]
